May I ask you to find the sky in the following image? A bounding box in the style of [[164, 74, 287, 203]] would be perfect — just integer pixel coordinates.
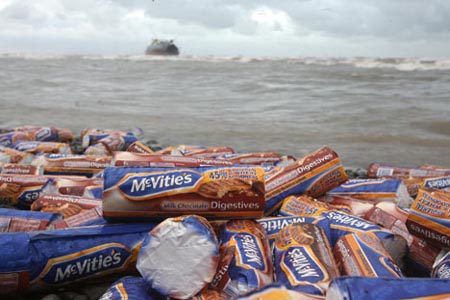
[[0, 0, 450, 58]]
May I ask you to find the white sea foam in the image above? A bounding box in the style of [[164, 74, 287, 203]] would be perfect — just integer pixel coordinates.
[[2, 53, 450, 71]]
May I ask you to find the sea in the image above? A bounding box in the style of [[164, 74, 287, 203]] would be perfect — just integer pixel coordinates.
[[0, 54, 449, 169]]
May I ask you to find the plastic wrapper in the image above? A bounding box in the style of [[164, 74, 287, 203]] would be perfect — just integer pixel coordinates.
[[1, 163, 43, 175], [31, 154, 112, 177], [423, 176, 450, 192], [257, 215, 331, 247], [264, 146, 347, 215], [31, 193, 102, 218], [432, 249, 450, 279], [326, 277, 450, 300], [327, 178, 413, 208], [406, 188, 450, 248], [99, 276, 155, 300], [0, 147, 34, 164], [5, 125, 74, 142], [84, 143, 110, 156], [50, 207, 106, 229], [136, 215, 219, 299], [209, 219, 273, 298], [319, 195, 381, 217], [273, 223, 339, 296], [363, 201, 413, 246], [403, 236, 441, 277], [112, 152, 233, 168], [0, 174, 51, 209], [155, 145, 235, 158], [81, 128, 140, 150], [42, 176, 104, 198], [126, 141, 154, 154], [0, 207, 61, 232], [233, 283, 325, 300], [103, 166, 265, 220], [275, 195, 397, 246], [368, 162, 450, 179], [279, 195, 335, 217], [13, 141, 73, 154], [0, 131, 28, 147], [214, 152, 283, 166], [333, 232, 404, 278], [0, 222, 157, 295]]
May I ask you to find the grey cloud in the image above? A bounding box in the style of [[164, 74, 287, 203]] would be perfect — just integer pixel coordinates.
[[1, 0, 450, 57], [111, 0, 450, 41], [248, 0, 450, 40], [113, 0, 244, 29]]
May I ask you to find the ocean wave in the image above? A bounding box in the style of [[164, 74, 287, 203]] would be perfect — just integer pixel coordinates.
[[0, 53, 68, 60], [347, 57, 450, 71], [1, 53, 450, 71]]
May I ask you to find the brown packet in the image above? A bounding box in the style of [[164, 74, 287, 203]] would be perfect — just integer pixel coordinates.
[[31, 194, 102, 218], [367, 162, 450, 179], [155, 145, 235, 158], [31, 154, 112, 176], [0, 174, 50, 209], [126, 141, 154, 154], [264, 146, 348, 215], [112, 151, 234, 168], [43, 176, 103, 197], [406, 188, 450, 249], [214, 152, 284, 166]]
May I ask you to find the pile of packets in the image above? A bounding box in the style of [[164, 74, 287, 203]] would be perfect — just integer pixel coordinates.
[[0, 125, 450, 300]]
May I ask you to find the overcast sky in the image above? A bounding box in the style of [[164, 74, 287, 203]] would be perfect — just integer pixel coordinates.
[[1, 0, 450, 57]]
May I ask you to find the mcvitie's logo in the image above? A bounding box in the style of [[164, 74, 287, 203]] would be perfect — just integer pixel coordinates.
[[40, 244, 131, 284], [118, 170, 203, 199]]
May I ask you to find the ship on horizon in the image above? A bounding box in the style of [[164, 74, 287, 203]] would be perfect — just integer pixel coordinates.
[[145, 39, 179, 56]]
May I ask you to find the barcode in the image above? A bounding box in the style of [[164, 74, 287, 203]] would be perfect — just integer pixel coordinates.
[[376, 168, 393, 177]]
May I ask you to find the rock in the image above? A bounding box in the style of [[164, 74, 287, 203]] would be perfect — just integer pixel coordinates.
[[345, 167, 368, 179]]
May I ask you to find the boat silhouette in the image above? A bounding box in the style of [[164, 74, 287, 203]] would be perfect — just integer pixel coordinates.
[[145, 39, 179, 56]]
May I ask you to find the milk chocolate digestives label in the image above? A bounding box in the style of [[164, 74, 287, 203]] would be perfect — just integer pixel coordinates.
[[102, 166, 266, 220], [264, 146, 348, 215]]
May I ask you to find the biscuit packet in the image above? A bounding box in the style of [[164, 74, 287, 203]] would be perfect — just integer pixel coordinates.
[[264, 146, 347, 215], [209, 219, 273, 298], [0, 174, 51, 209], [273, 223, 339, 296], [103, 166, 265, 220]]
